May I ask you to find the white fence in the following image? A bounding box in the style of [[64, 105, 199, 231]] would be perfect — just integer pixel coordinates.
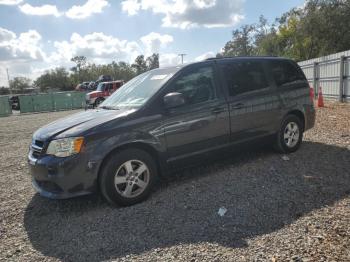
[[298, 50, 350, 102]]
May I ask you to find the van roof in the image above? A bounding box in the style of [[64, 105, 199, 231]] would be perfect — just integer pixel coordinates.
[[205, 56, 292, 61]]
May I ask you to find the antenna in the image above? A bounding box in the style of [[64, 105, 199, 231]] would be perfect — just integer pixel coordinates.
[[178, 53, 186, 64]]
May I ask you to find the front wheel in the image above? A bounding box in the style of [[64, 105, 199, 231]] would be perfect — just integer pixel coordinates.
[[99, 149, 158, 206], [94, 97, 104, 108], [274, 115, 303, 153]]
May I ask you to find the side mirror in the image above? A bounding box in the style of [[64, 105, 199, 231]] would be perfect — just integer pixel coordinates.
[[163, 92, 185, 108]]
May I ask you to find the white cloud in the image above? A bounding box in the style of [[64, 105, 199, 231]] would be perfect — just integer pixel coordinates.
[[159, 53, 181, 67], [121, 0, 245, 29], [66, 0, 109, 19], [140, 32, 173, 56], [49, 32, 141, 65], [0, 0, 22, 5], [195, 51, 215, 61], [0, 27, 45, 62], [19, 3, 62, 17], [0, 27, 47, 86], [121, 0, 141, 15]]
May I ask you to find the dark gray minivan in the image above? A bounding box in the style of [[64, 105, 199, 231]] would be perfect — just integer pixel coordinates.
[[28, 57, 315, 206]]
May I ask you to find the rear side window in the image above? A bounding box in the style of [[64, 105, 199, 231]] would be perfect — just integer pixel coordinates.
[[269, 60, 306, 87], [220, 60, 269, 96]]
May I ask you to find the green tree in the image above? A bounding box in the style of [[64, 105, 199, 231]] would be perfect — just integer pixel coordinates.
[[34, 67, 73, 92], [220, 0, 350, 61], [9, 77, 31, 93], [71, 56, 87, 82], [222, 25, 256, 57], [132, 55, 148, 75], [146, 53, 160, 70]]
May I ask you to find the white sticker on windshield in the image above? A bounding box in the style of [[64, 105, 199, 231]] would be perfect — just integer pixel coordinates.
[[151, 74, 168, 80]]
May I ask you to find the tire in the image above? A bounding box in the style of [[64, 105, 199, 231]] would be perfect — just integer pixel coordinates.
[[99, 149, 158, 206], [274, 115, 303, 153], [94, 98, 104, 108]]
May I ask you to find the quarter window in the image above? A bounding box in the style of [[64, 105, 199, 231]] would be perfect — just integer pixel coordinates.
[[220, 61, 269, 96], [269, 60, 305, 87], [171, 66, 216, 105]]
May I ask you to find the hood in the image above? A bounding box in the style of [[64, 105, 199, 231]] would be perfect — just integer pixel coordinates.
[[87, 90, 102, 96], [33, 108, 136, 141]]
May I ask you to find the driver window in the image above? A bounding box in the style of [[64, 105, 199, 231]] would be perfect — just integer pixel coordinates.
[[171, 66, 216, 105]]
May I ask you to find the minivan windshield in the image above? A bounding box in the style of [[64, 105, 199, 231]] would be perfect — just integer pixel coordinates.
[[100, 67, 181, 109]]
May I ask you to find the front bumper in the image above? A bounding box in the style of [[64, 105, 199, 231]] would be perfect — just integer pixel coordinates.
[[28, 152, 99, 199]]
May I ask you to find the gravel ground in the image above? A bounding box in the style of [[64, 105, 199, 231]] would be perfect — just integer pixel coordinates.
[[0, 103, 349, 262]]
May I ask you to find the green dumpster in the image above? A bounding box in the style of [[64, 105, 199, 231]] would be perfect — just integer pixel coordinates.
[[0, 96, 12, 117]]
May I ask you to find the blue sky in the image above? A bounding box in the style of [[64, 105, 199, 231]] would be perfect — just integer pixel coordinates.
[[0, 0, 304, 86]]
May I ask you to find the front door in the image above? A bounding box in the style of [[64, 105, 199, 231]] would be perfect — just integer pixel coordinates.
[[162, 63, 230, 164]]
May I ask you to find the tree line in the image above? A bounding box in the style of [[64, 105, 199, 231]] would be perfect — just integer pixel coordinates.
[[220, 0, 350, 61], [2, 53, 159, 94]]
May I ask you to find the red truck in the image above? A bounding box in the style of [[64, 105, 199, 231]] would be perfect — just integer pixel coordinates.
[[86, 80, 124, 107]]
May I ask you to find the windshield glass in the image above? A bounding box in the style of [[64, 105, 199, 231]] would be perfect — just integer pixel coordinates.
[[96, 83, 105, 91], [100, 67, 181, 108]]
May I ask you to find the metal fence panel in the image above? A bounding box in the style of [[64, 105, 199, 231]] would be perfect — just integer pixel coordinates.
[[0, 96, 11, 117], [32, 93, 53, 112], [71, 92, 86, 109], [19, 95, 34, 113], [52, 92, 73, 111], [299, 49, 350, 101]]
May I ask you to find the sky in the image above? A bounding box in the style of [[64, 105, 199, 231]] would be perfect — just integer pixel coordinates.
[[0, 0, 305, 86]]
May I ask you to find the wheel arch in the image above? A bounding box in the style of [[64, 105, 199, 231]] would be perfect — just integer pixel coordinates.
[[97, 142, 164, 182], [285, 109, 305, 131]]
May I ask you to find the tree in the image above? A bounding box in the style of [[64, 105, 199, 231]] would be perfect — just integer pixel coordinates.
[[9, 77, 31, 93], [71, 56, 87, 71], [222, 25, 256, 57], [34, 67, 73, 92], [220, 0, 350, 61], [71, 56, 87, 82], [146, 53, 160, 70], [132, 55, 148, 75]]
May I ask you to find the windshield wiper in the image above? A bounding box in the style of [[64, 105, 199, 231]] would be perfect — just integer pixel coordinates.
[[99, 105, 119, 110]]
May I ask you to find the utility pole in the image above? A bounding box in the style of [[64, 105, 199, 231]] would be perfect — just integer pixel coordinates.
[[6, 68, 11, 94], [178, 53, 186, 64]]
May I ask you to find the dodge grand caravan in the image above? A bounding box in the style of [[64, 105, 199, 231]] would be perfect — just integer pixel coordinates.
[[28, 57, 315, 206]]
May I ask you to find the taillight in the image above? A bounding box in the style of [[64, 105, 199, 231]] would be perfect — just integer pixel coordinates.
[[309, 85, 314, 104]]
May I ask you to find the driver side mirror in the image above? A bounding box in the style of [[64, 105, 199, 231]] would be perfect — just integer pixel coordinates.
[[163, 92, 185, 108]]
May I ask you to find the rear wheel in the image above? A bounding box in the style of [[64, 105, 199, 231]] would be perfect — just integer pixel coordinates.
[[274, 115, 303, 153], [99, 149, 158, 206]]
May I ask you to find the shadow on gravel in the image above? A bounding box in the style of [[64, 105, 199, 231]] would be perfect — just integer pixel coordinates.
[[24, 141, 350, 261]]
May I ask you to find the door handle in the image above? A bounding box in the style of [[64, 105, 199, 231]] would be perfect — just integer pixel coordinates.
[[231, 103, 244, 110], [211, 107, 225, 114]]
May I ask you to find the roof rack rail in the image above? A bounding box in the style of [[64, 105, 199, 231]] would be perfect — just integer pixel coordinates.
[[205, 55, 279, 61]]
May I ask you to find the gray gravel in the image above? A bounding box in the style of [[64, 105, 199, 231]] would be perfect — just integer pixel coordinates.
[[0, 103, 349, 262]]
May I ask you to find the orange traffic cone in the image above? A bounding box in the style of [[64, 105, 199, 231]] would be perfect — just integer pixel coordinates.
[[317, 86, 324, 107]]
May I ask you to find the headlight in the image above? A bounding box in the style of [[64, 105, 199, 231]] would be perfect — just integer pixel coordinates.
[[46, 137, 84, 157]]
